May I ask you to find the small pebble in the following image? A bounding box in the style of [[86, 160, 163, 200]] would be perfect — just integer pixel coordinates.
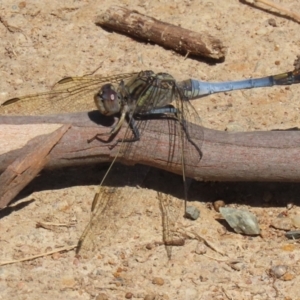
[[286, 203, 294, 210], [282, 244, 296, 251], [146, 243, 154, 250], [277, 211, 287, 218], [144, 294, 156, 300], [230, 262, 244, 271], [268, 18, 277, 27], [152, 277, 164, 286], [256, 28, 268, 35], [219, 207, 260, 235], [195, 242, 207, 255], [199, 275, 208, 282], [270, 265, 287, 278], [217, 226, 227, 235], [18, 2, 26, 9], [185, 206, 200, 220], [95, 293, 109, 300], [125, 292, 133, 299], [184, 288, 198, 299], [285, 230, 300, 239], [291, 215, 300, 228], [51, 252, 61, 260], [282, 272, 295, 281], [271, 217, 292, 231], [213, 200, 225, 212]]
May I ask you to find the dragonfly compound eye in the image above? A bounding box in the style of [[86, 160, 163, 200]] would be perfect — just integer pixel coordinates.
[[94, 84, 121, 115]]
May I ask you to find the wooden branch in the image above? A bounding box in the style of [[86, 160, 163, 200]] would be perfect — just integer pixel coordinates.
[[0, 125, 70, 209], [95, 6, 226, 60], [1, 112, 300, 187]]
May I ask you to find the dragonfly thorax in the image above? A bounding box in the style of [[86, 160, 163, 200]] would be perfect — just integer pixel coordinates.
[[94, 83, 122, 116]]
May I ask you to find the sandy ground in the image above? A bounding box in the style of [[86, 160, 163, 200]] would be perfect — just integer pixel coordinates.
[[1, 0, 300, 299]]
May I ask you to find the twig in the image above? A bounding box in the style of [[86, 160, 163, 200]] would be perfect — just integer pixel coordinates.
[[203, 254, 228, 262], [243, 0, 300, 23], [221, 287, 234, 300], [95, 6, 226, 59], [0, 244, 77, 266], [36, 221, 77, 231], [190, 230, 226, 256]]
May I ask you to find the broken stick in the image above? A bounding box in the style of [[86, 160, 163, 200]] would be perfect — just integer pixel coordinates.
[[0, 124, 70, 209], [95, 6, 226, 60]]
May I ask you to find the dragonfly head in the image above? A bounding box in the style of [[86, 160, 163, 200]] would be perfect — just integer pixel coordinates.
[[94, 84, 121, 116]]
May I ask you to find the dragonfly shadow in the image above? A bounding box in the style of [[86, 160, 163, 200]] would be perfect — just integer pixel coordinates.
[[6, 164, 190, 208], [87, 110, 116, 127]]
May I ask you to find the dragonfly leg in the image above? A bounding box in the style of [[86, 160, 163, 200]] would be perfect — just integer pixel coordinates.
[[88, 114, 140, 148], [180, 119, 203, 159], [142, 106, 203, 159], [87, 110, 128, 143], [87, 125, 118, 143], [115, 113, 140, 144]]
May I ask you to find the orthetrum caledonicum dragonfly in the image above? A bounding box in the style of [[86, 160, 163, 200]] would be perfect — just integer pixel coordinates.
[[1, 59, 300, 256]]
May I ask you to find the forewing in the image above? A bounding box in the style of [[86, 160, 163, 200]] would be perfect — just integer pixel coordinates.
[[0, 72, 137, 115]]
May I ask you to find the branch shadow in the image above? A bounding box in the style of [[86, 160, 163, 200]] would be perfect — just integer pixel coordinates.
[[3, 163, 299, 216]]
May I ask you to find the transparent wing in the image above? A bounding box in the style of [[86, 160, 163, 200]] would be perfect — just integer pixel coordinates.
[[0, 72, 138, 115], [175, 87, 204, 161], [77, 186, 125, 256], [77, 165, 149, 258]]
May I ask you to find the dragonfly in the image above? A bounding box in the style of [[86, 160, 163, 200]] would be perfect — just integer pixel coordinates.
[[1, 58, 300, 256]]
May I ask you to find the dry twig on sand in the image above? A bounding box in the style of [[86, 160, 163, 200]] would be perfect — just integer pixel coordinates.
[[0, 245, 77, 266], [243, 0, 300, 23], [96, 6, 226, 60]]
